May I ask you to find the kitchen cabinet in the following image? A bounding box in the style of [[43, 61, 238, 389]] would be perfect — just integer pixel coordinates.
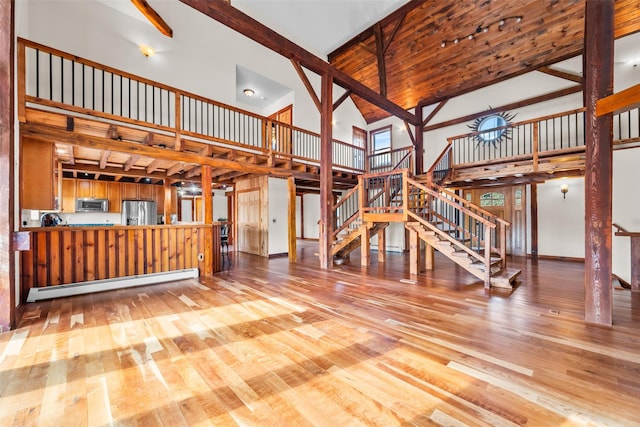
[[121, 183, 139, 200], [138, 184, 154, 201], [107, 182, 121, 213], [76, 180, 108, 199], [21, 137, 54, 210], [61, 178, 76, 212]]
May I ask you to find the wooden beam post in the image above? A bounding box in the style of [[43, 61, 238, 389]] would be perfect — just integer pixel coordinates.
[[361, 225, 370, 267], [584, 0, 614, 325], [288, 176, 297, 263], [163, 179, 173, 223], [0, 0, 15, 332], [202, 166, 213, 224], [409, 229, 418, 276], [530, 183, 538, 260], [319, 73, 334, 269], [377, 227, 386, 263], [425, 243, 434, 271], [415, 105, 424, 174]]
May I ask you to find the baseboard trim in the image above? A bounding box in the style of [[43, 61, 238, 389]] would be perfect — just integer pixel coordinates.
[[26, 268, 200, 302], [532, 254, 585, 263]]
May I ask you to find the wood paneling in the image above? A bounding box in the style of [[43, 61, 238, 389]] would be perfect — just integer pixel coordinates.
[[20, 224, 221, 299], [20, 137, 54, 210], [328, 0, 640, 123], [0, 0, 14, 332]]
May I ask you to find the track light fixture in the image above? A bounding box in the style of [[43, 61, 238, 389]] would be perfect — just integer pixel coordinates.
[[440, 16, 523, 48]]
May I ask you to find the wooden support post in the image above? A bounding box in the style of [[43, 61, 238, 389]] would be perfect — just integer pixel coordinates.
[[0, 0, 15, 332], [377, 227, 386, 263], [584, 0, 614, 325], [288, 176, 297, 263], [361, 224, 370, 267], [409, 229, 418, 276], [163, 179, 173, 223], [202, 166, 213, 224], [530, 183, 538, 260], [415, 105, 424, 174], [319, 72, 333, 269], [425, 243, 434, 271]]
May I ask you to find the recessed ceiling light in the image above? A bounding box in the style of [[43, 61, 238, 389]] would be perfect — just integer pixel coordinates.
[[243, 88, 255, 97]]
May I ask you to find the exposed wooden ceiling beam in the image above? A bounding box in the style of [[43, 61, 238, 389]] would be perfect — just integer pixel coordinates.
[[596, 82, 640, 116], [333, 89, 352, 111], [166, 162, 187, 176], [422, 100, 448, 128], [99, 150, 111, 169], [291, 59, 321, 113], [67, 144, 75, 165], [373, 23, 387, 98], [178, 0, 418, 125], [124, 154, 140, 171], [131, 0, 173, 38], [62, 163, 198, 183], [146, 159, 161, 174], [424, 86, 583, 132], [538, 66, 584, 84], [21, 123, 305, 178]]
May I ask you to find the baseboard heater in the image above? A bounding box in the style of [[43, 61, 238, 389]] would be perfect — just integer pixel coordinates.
[[26, 268, 199, 303]]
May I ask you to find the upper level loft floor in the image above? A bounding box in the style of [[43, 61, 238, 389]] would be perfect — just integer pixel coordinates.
[[18, 39, 640, 194], [17, 39, 413, 194]]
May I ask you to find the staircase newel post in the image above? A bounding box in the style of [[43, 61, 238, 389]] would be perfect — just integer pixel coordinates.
[[402, 170, 409, 221], [484, 226, 492, 289], [500, 221, 507, 269]]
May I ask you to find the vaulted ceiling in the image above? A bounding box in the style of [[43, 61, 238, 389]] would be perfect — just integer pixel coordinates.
[[327, 0, 640, 123]]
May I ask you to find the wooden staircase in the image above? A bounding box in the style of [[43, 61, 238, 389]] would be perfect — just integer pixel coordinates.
[[332, 221, 389, 259], [331, 170, 521, 289]]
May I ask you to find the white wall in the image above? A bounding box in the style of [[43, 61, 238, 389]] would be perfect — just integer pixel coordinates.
[[302, 193, 320, 239], [613, 149, 640, 282], [268, 177, 289, 255], [537, 177, 585, 259], [18, 0, 367, 141], [213, 189, 229, 221]]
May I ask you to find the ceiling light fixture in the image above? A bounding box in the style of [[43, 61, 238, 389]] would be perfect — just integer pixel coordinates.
[[440, 16, 523, 48], [243, 88, 255, 97], [139, 44, 155, 57]]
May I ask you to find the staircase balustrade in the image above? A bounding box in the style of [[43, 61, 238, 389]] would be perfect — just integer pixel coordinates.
[[18, 38, 365, 174], [427, 105, 640, 184]]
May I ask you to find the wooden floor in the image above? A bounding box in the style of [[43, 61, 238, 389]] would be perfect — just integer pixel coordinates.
[[2, 241, 640, 426]]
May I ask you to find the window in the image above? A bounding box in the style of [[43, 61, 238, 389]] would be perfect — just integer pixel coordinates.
[[480, 191, 505, 207], [370, 125, 392, 168], [371, 125, 392, 154]]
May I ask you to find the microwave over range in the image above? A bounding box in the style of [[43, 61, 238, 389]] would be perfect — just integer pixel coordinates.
[[75, 198, 109, 212]]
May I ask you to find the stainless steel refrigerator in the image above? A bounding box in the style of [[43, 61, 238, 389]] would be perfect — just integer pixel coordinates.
[[121, 200, 157, 226]]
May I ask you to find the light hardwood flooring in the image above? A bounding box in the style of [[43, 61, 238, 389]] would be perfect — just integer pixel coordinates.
[[1, 241, 640, 426]]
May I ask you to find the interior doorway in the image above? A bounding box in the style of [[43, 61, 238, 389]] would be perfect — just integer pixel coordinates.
[[463, 185, 526, 256]]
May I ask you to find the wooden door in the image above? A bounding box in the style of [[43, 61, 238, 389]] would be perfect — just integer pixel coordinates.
[[463, 186, 526, 256], [269, 105, 292, 155], [237, 189, 261, 255]]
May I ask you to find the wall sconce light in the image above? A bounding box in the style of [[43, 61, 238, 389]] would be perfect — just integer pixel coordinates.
[[440, 16, 523, 48], [139, 44, 155, 57], [243, 88, 255, 97], [560, 184, 569, 199]]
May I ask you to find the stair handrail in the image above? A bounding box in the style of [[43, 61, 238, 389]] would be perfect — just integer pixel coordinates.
[[425, 140, 453, 185], [405, 176, 506, 284], [362, 169, 405, 213], [391, 147, 414, 172], [332, 179, 362, 239], [435, 184, 510, 228]]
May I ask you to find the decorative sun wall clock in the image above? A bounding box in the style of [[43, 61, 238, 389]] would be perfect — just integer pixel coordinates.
[[468, 109, 516, 148]]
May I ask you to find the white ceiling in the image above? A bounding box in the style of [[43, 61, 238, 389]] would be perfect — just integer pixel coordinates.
[[232, 0, 410, 58]]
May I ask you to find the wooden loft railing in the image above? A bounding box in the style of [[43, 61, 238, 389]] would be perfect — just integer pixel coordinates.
[[17, 38, 366, 174], [427, 104, 640, 185]]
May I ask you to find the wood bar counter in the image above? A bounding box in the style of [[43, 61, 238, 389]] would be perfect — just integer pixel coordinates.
[[20, 224, 221, 301]]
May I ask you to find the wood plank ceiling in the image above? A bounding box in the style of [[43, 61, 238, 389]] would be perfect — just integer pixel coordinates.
[[328, 0, 640, 124]]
